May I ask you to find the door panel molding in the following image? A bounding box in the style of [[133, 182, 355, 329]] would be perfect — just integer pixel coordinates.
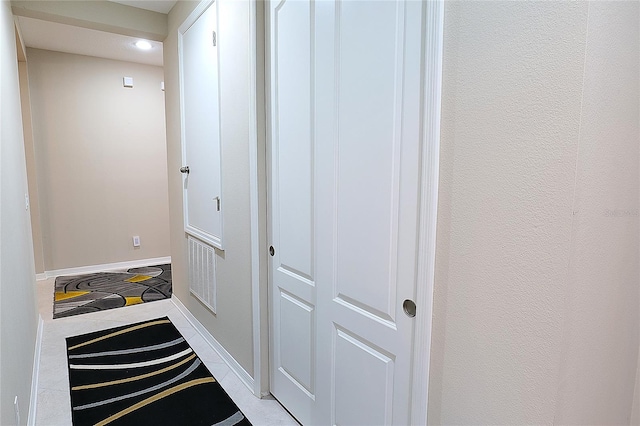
[[332, 295, 398, 330]]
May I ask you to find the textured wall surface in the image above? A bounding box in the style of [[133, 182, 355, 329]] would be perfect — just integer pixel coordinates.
[[164, 0, 255, 376], [27, 49, 170, 271], [553, 3, 639, 423], [0, 2, 38, 423], [430, 2, 639, 424], [632, 355, 640, 425]]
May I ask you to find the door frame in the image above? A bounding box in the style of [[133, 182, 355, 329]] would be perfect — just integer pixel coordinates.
[[409, 1, 444, 423], [251, 1, 444, 422], [248, 0, 270, 398]]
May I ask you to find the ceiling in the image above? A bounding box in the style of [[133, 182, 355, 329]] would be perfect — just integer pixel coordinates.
[[16, 1, 177, 67], [109, 1, 177, 14]]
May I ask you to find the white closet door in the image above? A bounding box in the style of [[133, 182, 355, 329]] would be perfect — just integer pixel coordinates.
[[269, 1, 425, 424], [268, 1, 316, 424]]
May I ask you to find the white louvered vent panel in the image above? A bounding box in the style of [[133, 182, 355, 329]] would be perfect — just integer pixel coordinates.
[[188, 235, 217, 314]]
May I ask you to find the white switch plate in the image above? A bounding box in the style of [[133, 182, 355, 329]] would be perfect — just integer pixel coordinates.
[[133, 236, 141, 247], [25, 193, 29, 210], [123, 77, 134, 88]]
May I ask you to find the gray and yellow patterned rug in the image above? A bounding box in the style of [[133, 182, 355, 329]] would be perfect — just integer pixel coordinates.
[[54, 264, 172, 319]]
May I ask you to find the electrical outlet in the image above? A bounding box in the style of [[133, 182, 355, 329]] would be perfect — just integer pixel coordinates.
[[132, 236, 141, 247], [14, 396, 20, 425], [25, 193, 29, 210]]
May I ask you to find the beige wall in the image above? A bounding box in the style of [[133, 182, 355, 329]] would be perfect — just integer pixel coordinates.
[[27, 49, 170, 271], [1, 3, 39, 424], [554, 3, 639, 423], [165, 0, 255, 376], [632, 352, 640, 425], [429, 2, 639, 424], [19, 60, 45, 274]]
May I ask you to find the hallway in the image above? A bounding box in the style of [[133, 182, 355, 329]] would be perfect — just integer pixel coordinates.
[[2, 1, 639, 424], [32, 278, 297, 425]]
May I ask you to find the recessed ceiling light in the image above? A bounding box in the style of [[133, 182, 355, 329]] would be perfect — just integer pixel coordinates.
[[135, 40, 152, 50]]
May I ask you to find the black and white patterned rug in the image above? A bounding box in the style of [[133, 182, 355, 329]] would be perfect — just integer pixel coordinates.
[[53, 264, 172, 319], [66, 317, 251, 425]]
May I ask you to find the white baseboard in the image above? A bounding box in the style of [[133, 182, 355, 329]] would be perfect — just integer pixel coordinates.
[[40, 256, 171, 280], [171, 295, 257, 396], [28, 315, 44, 426]]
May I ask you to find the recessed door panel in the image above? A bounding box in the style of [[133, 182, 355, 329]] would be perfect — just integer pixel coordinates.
[[333, 327, 394, 426], [274, 0, 314, 281], [334, 0, 403, 321], [279, 291, 314, 394]]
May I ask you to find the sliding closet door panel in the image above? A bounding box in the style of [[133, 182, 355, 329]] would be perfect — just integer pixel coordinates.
[[269, 1, 426, 424], [315, 1, 424, 425], [268, 1, 316, 425]]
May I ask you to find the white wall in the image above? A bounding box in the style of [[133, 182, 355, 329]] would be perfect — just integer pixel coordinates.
[[164, 0, 255, 376], [0, 2, 38, 423], [27, 49, 170, 271], [429, 2, 639, 424]]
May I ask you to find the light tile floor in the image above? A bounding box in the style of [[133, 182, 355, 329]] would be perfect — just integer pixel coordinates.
[[34, 278, 298, 425]]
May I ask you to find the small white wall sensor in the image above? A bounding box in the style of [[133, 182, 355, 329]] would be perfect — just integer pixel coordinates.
[[123, 77, 134, 88]]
